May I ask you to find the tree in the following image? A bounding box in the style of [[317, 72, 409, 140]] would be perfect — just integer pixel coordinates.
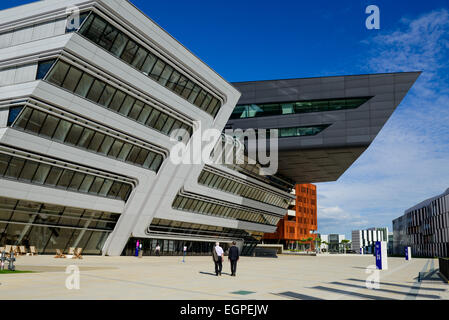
[[315, 238, 322, 253], [306, 237, 314, 251], [341, 240, 351, 254]]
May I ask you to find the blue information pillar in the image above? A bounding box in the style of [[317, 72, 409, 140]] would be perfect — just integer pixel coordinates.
[[405, 246, 412, 261], [375, 241, 388, 270]]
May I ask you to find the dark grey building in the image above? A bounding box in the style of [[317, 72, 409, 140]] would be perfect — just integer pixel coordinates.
[[229, 73, 420, 183], [393, 188, 449, 258]]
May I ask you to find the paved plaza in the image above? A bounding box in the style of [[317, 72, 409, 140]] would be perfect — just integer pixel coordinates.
[[0, 254, 448, 300]]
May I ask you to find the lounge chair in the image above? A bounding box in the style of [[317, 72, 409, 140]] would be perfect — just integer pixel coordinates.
[[73, 248, 83, 259], [0, 247, 5, 253], [54, 249, 66, 259], [19, 246, 27, 256], [12, 245, 19, 256], [29, 246, 38, 256]]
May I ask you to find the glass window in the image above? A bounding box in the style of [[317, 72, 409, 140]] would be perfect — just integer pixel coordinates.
[[98, 85, 116, 107], [47, 61, 70, 86], [18, 160, 39, 181], [166, 71, 180, 90], [86, 80, 106, 103], [201, 94, 213, 111], [161, 117, 175, 135], [36, 60, 56, 80], [14, 107, 32, 129], [194, 90, 207, 107], [84, 16, 107, 43], [108, 140, 124, 158], [98, 180, 113, 196], [174, 76, 188, 95], [4, 156, 25, 179], [131, 47, 148, 69], [149, 154, 163, 172], [206, 98, 219, 114], [117, 184, 131, 201], [45, 166, 63, 186], [117, 143, 132, 161], [25, 109, 47, 133], [146, 109, 161, 128], [57, 170, 75, 189], [128, 101, 144, 120], [77, 128, 95, 149], [108, 91, 126, 111], [68, 172, 85, 191], [98, 136, 114, 155], [142, 152, 155, 169], [40, 115, 59, 138], [107, 181, 122, 199], [126, 146, 141, 163], [65, 124, 84, 145], [158, 65, 173, 87], [118, 96, 135, 116], [87, 132, 105, 152], [79, 175, 94, 193], [121, 40, 139, 64], [61, 67, 83, 92], [110, 32, 128, 57], [134, 149, 149, 166], [154, 114, 168, 131], [181, 81, 194, 100], [98, 24, 118, 51], [149, 60, 165, 81], [141, 52, 157, 75], [89, 177, 105, 194], [137, 106, 153, 124], [74, 73, 95, 97], [32, 164, 51, 184], [188, 85, 201, 104]]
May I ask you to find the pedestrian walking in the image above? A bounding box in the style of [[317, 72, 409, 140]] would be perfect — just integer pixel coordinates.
[[212, 242, 224, 276], [228, 241, 240, 276], [155, 244, 161, 256]]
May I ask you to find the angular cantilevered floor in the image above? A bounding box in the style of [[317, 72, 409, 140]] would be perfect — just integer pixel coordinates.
[[228, 72, 420, 183]]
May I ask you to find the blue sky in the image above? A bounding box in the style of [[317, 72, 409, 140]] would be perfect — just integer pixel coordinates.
[[3, 1, 449, 239]]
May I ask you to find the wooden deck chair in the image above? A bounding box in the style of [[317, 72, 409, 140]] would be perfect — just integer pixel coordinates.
[[68, 247, 75, 255], [54, 249, 66, 259], [29, 246, 38, 256], [73, 248, 83, 259], [12, 245, 19, 256], [0, 247, 5, 253], [19, 246, 27, 256]]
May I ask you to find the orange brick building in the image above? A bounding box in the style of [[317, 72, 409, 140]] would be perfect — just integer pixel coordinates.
[[263, 184, 318, 250]]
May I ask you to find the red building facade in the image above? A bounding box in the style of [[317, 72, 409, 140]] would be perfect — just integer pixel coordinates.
[[263, 184, 318, 250]]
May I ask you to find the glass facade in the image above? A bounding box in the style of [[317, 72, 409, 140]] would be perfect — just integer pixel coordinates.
[[0, 196, 120, 255], [78, 13, 222, 117], [121, 219, 263, 256], [198, 170, 290, 208], [44, 60, 193, 139], [277, 125, 331, 138], [231, 97, 371, 119], [0, 151, 133, 201], [11, 106, 164, 172], [172, 195, 280, 226]]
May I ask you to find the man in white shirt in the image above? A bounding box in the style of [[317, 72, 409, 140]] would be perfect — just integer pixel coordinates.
[[213, 242, 224, 276]]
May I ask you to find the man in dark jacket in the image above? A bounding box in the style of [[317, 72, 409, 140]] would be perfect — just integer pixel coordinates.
[[228, 241, 240, 277]]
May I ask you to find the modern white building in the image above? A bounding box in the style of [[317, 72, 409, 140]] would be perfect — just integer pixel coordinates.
[[352, 228, 389, 254], [0, 0, 419, 256]]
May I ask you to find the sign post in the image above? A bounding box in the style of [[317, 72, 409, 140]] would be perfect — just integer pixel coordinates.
[[375, 241, 388, 270], [405, 246, 412, 261]]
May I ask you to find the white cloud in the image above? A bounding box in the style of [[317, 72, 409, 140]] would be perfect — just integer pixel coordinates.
[[317, 9, 449, 238]]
